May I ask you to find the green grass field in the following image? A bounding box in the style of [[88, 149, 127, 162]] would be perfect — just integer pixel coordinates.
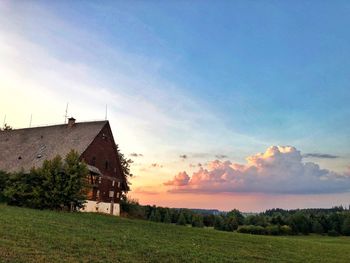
[[0, 204, 349, 262]]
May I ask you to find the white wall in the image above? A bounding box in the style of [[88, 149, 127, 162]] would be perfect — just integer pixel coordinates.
[[80, 200, 120, 216]]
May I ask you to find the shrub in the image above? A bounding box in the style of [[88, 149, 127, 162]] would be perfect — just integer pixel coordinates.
[[280, 225, 292, 235], [237, 225, 265, 235], [214, 215, 225, 231], [4, 150, 88, 211], [192, 214, 204, 228], [224, 217, 239, 231], [0, 171, 8, 202], [265, 225, 280, 235]]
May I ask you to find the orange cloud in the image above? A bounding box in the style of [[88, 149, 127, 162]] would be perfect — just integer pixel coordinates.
[[164, 146, 350, 194], [164, 171, 190, 186]]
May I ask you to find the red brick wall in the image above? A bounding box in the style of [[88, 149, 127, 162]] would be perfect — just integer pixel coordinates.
[[80, 122, 124, 203]]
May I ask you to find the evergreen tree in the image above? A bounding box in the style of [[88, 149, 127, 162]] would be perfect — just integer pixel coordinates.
[[312, 220, 324, 234], [341, 216, 350, 236], [163, 210, 172, 223], [177, 212, 187, 226], [154, 209, 162, 222], [149, 209, 157, 221]]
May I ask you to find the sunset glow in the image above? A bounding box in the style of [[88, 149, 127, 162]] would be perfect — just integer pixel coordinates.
[[1, 1, 350, 212]]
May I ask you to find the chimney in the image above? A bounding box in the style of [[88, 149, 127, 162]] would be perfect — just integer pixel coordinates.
[[67, 117, 76, 128]]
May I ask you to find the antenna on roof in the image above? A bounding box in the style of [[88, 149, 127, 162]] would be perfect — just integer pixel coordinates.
[[64, 103, 69, 124], [3, 115, 6, 127], [105, 104, 108, 120], [29, 114, 32, 128]]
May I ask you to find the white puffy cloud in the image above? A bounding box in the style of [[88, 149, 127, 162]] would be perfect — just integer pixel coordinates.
[[164, 146, 350, 194]]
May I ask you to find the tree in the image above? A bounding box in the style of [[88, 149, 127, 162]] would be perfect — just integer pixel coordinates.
[[154, 209, 162, 222], [227, 209, 244, 225], [4, 150, 88, 211], [163, 210, 172, 223], [116, 144, 133, 199], [312, 220, 324, 234], [192, 214, 204, 228], [214, 215, 225, 231], [177, 212, 187, 226], [224, 216, 239, 231], [149, 210, 157, 221], [203, 214, 215, 227], [4, 170, 42, 208], [341, 215, 350, 236]]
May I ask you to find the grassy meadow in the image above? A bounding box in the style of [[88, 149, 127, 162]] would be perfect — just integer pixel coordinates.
[[0, 204, 349, 263]]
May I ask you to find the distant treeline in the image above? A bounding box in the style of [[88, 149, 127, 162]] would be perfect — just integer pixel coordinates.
[[121, 199, 350, 236]]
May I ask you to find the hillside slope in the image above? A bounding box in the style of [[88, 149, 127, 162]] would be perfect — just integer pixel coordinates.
[[0, 205, 349, 262]]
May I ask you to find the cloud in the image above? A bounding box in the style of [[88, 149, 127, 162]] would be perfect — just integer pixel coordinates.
[[215, 154, 228, 159], [133, 187, 160, 195], [189, 163, 204, 168], [151, 163, 163, 168], [179, 154, 188, 160], [130, 153, 143, 157], [164, 172, 190, 186], [164, 146, 350, 195], [303, 153, 339, 159]]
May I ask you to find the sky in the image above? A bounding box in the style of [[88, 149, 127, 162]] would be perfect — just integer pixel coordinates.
[[1, 0, 350, 212]]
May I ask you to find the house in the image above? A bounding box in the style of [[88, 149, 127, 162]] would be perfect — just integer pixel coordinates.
[[0, 117, 127, 216]]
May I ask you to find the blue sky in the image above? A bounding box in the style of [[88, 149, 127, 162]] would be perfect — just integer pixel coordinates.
[[39, 0, 350, 149], [1, 0, 349, 210]]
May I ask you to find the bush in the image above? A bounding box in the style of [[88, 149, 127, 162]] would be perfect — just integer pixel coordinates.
[[0, 171, 8, 202], [4, 150, 88, 211], [237, 225, 266, 235], [280, 225, 293, 235], [214, 215, 225, 231], [265, 225, 280, 235], [224, 217, 239, 231], [192, 214, 204, 228]]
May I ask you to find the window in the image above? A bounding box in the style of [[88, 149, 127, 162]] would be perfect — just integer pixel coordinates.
[[112, 180, 115, 187], [91, 157, 96, 165], [105, 161, 109, 170], [117, 182, 121, 188]]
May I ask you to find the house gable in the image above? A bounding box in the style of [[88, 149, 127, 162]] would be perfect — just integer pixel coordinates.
[[80, 122, 125, 203]]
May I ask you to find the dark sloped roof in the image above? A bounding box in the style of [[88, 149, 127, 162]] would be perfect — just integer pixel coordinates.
[[0, 121, 107, 173]]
